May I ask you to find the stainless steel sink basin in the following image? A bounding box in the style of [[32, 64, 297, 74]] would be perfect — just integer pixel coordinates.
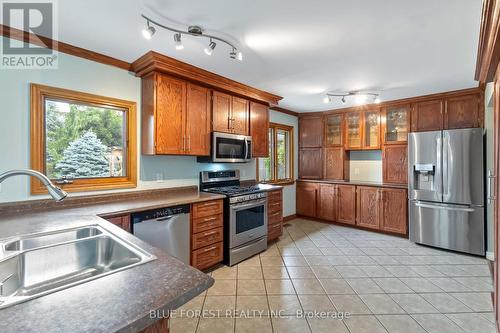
[[0, 225, 156, 308]]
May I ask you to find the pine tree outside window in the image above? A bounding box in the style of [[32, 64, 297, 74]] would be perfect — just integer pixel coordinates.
[[257, 123, 294, 185], [30, 84, 137, 194]]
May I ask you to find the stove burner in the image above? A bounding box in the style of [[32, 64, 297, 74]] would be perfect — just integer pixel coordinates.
[[204, 185, 262, 196]]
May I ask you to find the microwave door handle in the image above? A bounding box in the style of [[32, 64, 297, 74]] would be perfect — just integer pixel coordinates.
[[243, 138, 248, 160]]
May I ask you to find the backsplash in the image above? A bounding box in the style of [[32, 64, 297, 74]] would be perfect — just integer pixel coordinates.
[[348, 150, 382, 182]]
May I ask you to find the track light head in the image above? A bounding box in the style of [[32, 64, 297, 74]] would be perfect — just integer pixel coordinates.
[[374, 97, 381, 104], [230, 49, 243, 61], [323, 96, 331, 104], [204, 40, 216, 55], [142, 22, 156, 40], [341, 96, 346, 105], [174, 33, 184, 50]]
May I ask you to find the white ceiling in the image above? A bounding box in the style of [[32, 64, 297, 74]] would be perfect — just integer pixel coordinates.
[[53, 0, 482, 112]]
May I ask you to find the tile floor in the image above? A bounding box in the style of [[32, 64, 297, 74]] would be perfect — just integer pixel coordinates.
[[170, 218, 494, 333]]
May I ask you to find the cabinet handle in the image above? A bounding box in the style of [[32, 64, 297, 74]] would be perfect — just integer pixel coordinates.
[[203, 230, 218, 236], [202, 245, 217, 253], [203, 216, 217, 222], [200, 201, 218, 207]]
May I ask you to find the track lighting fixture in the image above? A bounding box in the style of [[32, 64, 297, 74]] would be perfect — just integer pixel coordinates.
[[141, 14, 243, 61], [174, 33, 184, 50], [142, 21, 156, 40], [323, 91, 380, 106], [204, 40, 216, 56]]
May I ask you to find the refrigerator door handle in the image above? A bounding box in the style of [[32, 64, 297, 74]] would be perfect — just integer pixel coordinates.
[[436, 134, 443, 200], [415, 202, 475, 212], [442, 131, 449, 198]]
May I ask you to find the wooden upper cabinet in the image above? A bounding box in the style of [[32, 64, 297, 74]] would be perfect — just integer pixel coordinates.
[[299, 117, 324, 147], [299, 148, 323, 179], [325, 114, 343, 147], [324, 147, 345, 180], [232, 96, 250, 135], [185, 84, 211, 156], [382, 104, 410, 144], [356, 186, 380, 230], [318, 183, 336, 221], [380, 188, 407, 235], [141, 73, 211, 156], [345, 111, 362, 149], [250, 102, 269, 157], [212, 91, 249, 135], [363, 110, 381, 149], [444, 94, 482, 129], [383, 145, 408, 184], [212, 91, 232, 133], [411, 99, 443, 132], [337, 185, 356, 225], [296, 182, 318, 217], [154, 74, 186, 154]]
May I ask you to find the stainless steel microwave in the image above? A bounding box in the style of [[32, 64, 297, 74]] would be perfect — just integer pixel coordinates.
[[197, 132, 252, 163]]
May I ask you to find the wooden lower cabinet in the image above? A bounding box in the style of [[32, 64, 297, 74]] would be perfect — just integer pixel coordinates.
[[191, 200, 224, 270], [267, 188, 283, 241], [337, 185, 356, 225], [318, 183, 337, 221], [356, 187, 380, 230], [380, 188, 408, 234], [103, 214, 131, 232], [296, 182, 318, 217], [297, 181, 407, 235]]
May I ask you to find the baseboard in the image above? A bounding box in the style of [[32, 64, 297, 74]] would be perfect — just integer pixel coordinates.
[[283, 214, 296, 222], [486, 251, 494, 261]]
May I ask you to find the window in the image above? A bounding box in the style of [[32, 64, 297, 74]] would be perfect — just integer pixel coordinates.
[[30, 84, 137, 194], [257, 123, 294, 184]]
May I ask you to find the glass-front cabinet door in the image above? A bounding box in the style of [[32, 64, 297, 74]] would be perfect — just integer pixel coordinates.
[[345, 112, 362, 149], [364, 110, 381, 149], [383, 104, 410, 144], [325, 114, 343, 147]]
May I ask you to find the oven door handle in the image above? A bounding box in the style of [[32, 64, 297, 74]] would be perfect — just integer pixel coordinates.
[[231, 199, 267, 211]]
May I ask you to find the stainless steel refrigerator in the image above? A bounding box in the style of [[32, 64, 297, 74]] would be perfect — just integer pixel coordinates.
[[408, 128, 485, 256]]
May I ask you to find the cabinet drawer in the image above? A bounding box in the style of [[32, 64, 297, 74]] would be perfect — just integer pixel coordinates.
[[192, 242, 223, 270], [192, 227, 223, 250], [192, 200, 223, 218], [268, 211, 283, 225], [268, 201, 282, 214], [268, 223, 283, 241], [192, 213, 223, 233], [268, 190, 282, 203]]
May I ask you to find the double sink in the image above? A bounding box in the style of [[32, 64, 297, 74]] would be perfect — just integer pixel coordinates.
[[0, 225, 156, 309]]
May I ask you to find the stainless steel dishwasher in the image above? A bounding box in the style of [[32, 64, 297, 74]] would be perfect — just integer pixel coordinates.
[[131, 204, 190, 264]]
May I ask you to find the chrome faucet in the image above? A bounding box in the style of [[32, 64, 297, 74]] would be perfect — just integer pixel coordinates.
[[0, 169, 68, 201]]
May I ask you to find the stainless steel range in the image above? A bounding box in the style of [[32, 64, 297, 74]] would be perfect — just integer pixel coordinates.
[[200, 170, 267, 266]]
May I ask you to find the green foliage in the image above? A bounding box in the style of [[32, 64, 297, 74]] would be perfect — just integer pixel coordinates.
[[55, 131, 109, 178], [45, 101, 123, 178]]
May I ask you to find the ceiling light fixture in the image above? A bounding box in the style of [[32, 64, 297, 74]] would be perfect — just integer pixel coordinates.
[[174, 33, 184, 50], [323, 91, 380, 106], [141, 14, 243, 61], [204, 39, 216, 56], [142, 21, 156, 40]]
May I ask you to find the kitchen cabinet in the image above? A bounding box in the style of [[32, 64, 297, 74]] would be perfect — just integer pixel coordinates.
[[318, 183, 337, 221], [382, 104, 410, 144], [337, 184, 356, 225], [299, 148, 323, 179], [296, 182, 318, 217], [250, 102, 269, 157], [103, 214, 131, 232], [141, 73, 210, 156], [299, 117, 324, 147], [356, 186, 380, 230], [191, 199, 224, 270], [345, 111, 362, 149], [324, 114, 343, 147], [324, 147, 346, 180], [382, 145, 407, 184], [363, 110, 381, 149], [445, 93, 482, 129], [380, 188, 407, 234], [410, 99, 444, 132], [138, 318, 169, 333], [212, 91, 249, 135], [267, 188, 283, 241]]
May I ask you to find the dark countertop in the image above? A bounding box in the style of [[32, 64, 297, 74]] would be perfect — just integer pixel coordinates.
[[0, 188, 223, 333], [297, 179, 408, 189]]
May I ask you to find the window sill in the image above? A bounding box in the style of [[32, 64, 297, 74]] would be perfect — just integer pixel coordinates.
[[259, 180, 295, 186]]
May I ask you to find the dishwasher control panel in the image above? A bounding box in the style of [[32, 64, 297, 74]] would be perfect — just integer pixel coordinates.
[[131, 204, 190, 221]]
